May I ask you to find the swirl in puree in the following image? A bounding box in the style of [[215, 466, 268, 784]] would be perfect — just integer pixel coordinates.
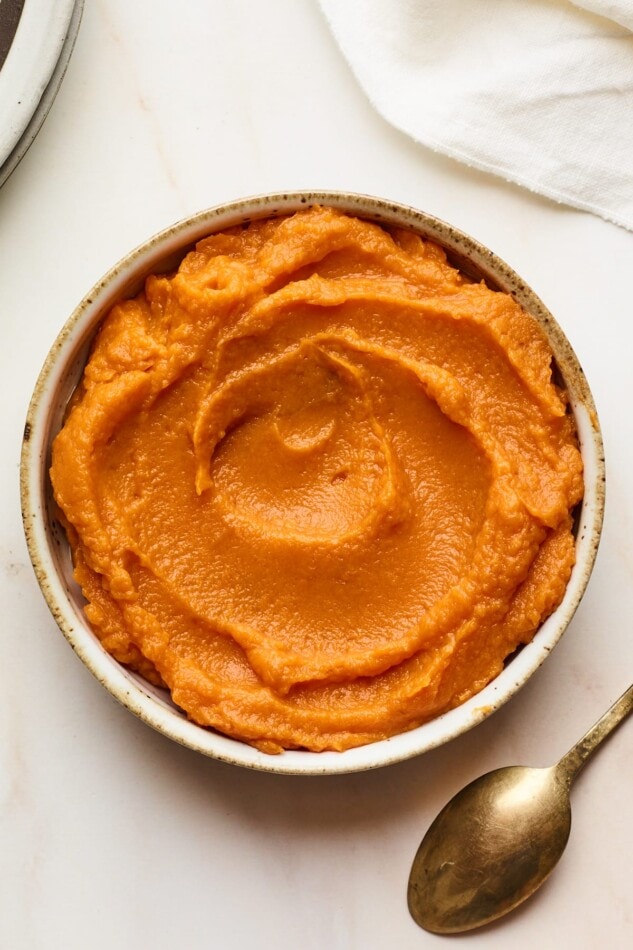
[[51, 207, 583, 753]]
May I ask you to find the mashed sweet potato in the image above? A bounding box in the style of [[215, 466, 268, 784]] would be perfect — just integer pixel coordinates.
[[51, 207, 583, 753]]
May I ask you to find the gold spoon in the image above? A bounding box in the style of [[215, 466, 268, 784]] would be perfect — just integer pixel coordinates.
[[408, 683, 633, 934]]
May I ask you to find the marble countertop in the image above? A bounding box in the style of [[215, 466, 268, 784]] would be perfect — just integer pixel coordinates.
[[1, 2, 631, 947]]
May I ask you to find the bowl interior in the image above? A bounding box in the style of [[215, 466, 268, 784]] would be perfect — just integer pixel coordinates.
[[21, 192, 605, 774]]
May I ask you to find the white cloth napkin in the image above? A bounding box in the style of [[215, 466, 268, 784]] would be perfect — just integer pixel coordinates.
[[319, 0, 633, 231]]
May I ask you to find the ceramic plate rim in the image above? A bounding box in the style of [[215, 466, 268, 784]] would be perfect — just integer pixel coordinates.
[[0, 0, 80, 178]]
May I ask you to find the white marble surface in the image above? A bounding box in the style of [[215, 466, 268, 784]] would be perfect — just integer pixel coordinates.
[[1, 2, 631, 947]]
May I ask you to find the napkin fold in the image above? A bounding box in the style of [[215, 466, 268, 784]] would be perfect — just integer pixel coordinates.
[[573, 0, 633, 31], [319, 0, 633, 230]]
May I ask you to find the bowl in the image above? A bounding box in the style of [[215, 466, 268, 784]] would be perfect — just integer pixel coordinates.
[[20, 191, 605, 775]]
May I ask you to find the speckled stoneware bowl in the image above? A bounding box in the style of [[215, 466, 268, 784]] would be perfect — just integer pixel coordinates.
[[20, 192, 605, 775]]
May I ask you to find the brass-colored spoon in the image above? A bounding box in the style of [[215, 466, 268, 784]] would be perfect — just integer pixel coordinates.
[[408, 683, 633, 934]]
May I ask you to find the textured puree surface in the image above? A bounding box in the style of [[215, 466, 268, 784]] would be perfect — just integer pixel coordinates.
[[50, 207, 583, 753]]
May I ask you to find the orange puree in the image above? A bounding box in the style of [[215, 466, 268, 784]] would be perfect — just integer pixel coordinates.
[[51, 207, 583, 753]]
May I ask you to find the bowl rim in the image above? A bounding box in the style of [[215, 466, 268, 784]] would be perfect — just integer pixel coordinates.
[[20, 190, 606, 775]]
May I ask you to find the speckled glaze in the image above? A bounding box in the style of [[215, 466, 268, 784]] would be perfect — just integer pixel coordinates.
[[20, 192, 605, 775]]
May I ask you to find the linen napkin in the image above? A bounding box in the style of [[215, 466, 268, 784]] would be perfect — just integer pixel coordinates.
[[319, 0, 633, 231]]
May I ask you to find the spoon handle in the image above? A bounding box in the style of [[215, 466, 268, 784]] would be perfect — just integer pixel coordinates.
[[557, 682, 633, 787]]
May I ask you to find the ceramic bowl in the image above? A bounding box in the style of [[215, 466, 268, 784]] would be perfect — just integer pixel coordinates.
[[20, 192, 605, 774]]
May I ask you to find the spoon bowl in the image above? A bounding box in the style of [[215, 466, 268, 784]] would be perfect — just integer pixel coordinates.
[[408, 765, 571, 933], [408, 683, 633, 933]]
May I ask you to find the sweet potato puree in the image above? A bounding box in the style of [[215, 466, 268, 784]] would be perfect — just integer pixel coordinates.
[[51, 207, 583, 753]]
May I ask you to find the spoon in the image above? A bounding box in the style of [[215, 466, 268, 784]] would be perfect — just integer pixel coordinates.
[[408, 683, 633, 934]]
